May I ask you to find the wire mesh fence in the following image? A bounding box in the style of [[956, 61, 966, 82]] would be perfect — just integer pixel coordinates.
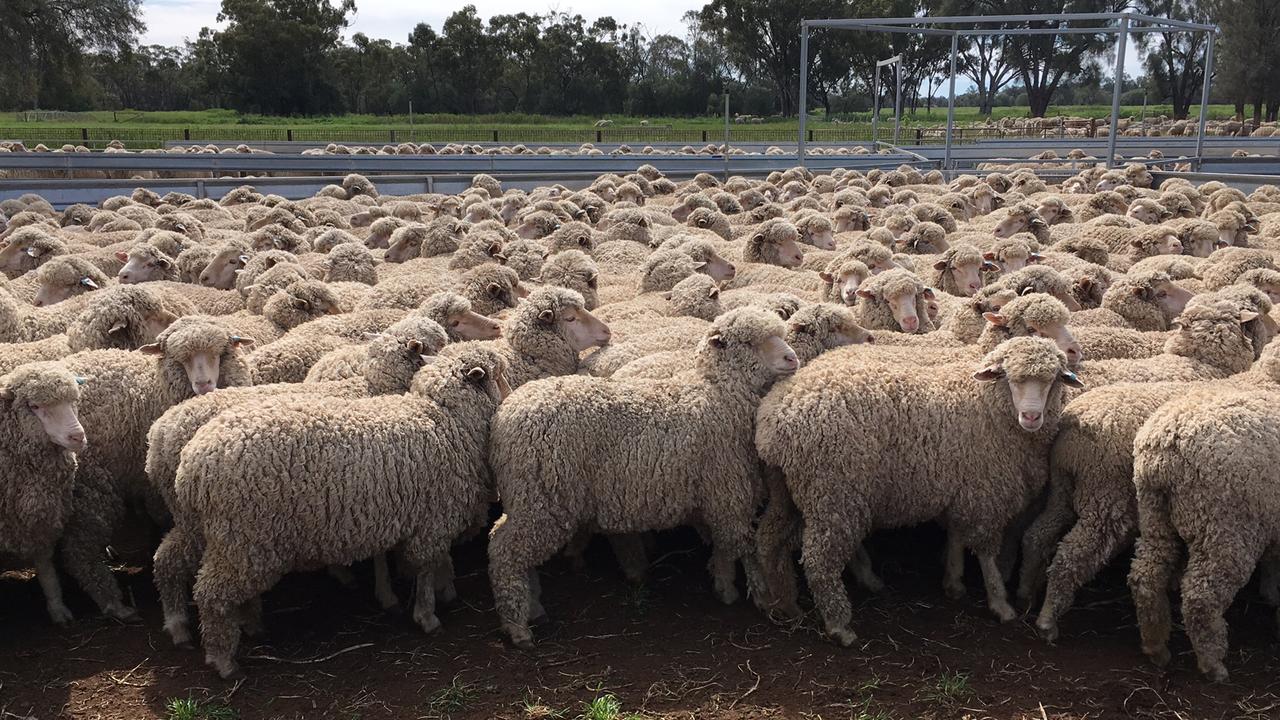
[[0, 122, 1106, 150]]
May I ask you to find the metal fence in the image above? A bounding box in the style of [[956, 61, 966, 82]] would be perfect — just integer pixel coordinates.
[[0, 122, 1130, 151]]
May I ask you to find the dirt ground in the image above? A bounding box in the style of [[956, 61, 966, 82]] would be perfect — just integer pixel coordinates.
[[2, 526, 1278, 720]]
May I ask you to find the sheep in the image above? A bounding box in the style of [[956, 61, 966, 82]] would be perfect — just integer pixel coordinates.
[[323, 243, 377, 285], [1127, 388, 1280, 681], [928, 244, 996, 297], [819, 258, 870, 306], [1070, 270, 1193, 331], [384, 219, 463, 263], [33, 256, 110, 306], [359, 264, 525, 315], [444, 287, 610, 390], [1199, 246, 1276, 290], [487, 307, 799, 648], [0, 288, 99, 343], [0, 361, 87, 624], [115, 242, 179, 285], [854, 268, 935, 334], [175, 344, 506, 678], [743, 219, 806, 268], [754, 337, 1082, 643], [56, 317, 254, 620], [537, 250, 600, 310]]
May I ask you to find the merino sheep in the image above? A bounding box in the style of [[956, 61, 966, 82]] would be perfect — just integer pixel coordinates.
[[487, 308, 799, 647]]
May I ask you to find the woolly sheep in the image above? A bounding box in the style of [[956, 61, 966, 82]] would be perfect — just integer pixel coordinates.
[[0, 361, 87, 623], [754, 337, 1082, 643], [487, 308, 798, 647], [33, 255, 110, 306], [177, 344, 506, 677], [854, 268, 935, 334]]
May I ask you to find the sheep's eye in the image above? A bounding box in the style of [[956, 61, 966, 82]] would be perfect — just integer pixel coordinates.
[[28, 403, 41, 411], [450, 320, 460, 328], [1157, 291, 1167, 298], [564, 316, 577, 323]]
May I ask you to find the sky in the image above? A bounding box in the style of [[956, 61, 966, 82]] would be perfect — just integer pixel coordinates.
[[138, 0, 700, 48]]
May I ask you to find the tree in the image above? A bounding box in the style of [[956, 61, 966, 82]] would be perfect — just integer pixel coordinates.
[[1206, 0, 1280, 123], [210, 0, 355, 115], [1134, 0, 1208, 120], [0, 0, 144, 109], [970, 0, 1129, 118]]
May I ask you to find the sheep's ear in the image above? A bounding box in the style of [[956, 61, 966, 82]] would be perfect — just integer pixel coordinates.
[[1020, 286, 1037, 296], [982, 251, 997, 261], [26, 246, 44, 257], [577, 235, 590, 246], [406, 339, 424, 353], [932, 259, 949, 271], [465, 366, 488, 382], [236, 254, 250, 265], [693, 261, 707, 271], [493, 253, 508, 264], [1129, 239, 1145, 249], [708, 285, 720, 298], [1076, 277, 1093, 292], [750, 232, 764, 244], [1131, 286, 1151, 299], [155, 257, 171, 269], [922, 287, 936, 300], [697, 217, 709, 227], [139, 343, 164, 355], [1240, 310, 1260, 323], [707, 334, 726, 349], [972, 364, 1005, 382], [1169, 318, 1183, 330], [291, 296, 311, 310], [981, 260, 1001, 272], [74, 376, 87, 385], [537, 308, 555, 324], [108, 321, 128, 335], [1059, 369, 1084, 388], [80, 276, 99, 289], [487, 282, 504, 297], [115, 251, 129, 262], [819, 271, 834, 283], [487, 242, 504, 257], [983, 311, 1008, 326], [855, 288, 876, 300], [1028, 252, 1044, 262], [661, 291, 672, 301]]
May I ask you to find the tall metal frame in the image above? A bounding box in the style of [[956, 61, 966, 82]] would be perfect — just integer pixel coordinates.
[[797, 13, 1218, 169], [872, 55, 903, 145]]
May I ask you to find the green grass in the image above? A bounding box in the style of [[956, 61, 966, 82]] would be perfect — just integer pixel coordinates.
[[1, 105, 1241, 130], [425, 675, 480, 718], [915, 671, 972, 706], [165, 698, 238, 720]]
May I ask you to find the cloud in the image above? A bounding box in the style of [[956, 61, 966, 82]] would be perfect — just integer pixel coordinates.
[[139, 0, 700, 47]]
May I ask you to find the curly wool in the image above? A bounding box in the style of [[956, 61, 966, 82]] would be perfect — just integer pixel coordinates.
[[177, 345, 502, 676], [927, 244, 986, 297], [35, 255, 111, 303], [641, 248, 702, 292], [854, 268, 934, 333], [305, 315, 450, 384], [976, 293, 1072, 354], [754, 337, 1076, 637], [487, 308, 791, 647], [1200, 247, 1276, 290], [539, 250, 600, 310], [324, 243, 377, 285], [449, 287, 592, 389]]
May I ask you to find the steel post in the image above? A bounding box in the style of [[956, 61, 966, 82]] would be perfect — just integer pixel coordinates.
[[944, 33, 958, 169], [798, 24, 810, 166], [1107, 16, 1130, 168], [1194, 31, 1216, 170]]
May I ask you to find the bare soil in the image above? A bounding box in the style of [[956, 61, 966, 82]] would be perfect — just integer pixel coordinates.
[[2, 526, 1278, 720]]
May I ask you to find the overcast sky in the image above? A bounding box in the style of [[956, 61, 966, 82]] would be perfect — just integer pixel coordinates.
[[138, 0, 700, 47]]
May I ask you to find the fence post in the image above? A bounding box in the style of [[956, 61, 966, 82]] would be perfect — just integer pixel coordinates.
[[287, 129, 293, 142], [702, 130, 708, 142], [81, 128, 88, 142], [390, 129, 397, 143], [807, 129, 813, 142], [916, 128, 922, 142], [596, 130, 602, 143], [183, 128, 190, 141], [492, 130, 499, 142]]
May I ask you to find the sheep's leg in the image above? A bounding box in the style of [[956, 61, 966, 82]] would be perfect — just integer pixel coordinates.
[[410, 566, 440, 635], [60, 474, 136, 623], [608, 533, 649, 584], [754, 468, 803, 618], [433, 552, 457, 606], [801, 516, 861, 647], [1018, 475, 1078, 604], [1180, 536, 1262, 683], [488, 512, 569, 649], [707, 524, 750, 606], [33, 550, 73, 625], [942, 532, 966, 599], [528, 569, 547, 622], [1127, 490, 1181, 670], [1036, 512, 1134, 643], [562, 528, 593, 572], [154, 526, 199, 647], [194, 545, 266, 681], [1259, 545, 1280, 606], [373, 553, 399, 609], [976, 552, 1017, 622], [238, 596, 264, 637], [848, 545, 884, 593]]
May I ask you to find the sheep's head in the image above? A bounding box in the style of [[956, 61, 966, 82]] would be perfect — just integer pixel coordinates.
[[1114, 271, 1194, 327], [1208, 209, 1250, 247], [514, 210, 561, 240], [0, 227, 61, 275], [662, 273, 722, 321], [420, 291, 501, 341], [1239, 268, 1280, 306], [746, 219, 805, 268], [262, 279, 343, 330], [515, 287, 610, 353], [675, 238, 735, 282], [993, 203, 1040, 239], [140, 317, 254, 396], [820, 259, 871, 306], [797, 214, 836, 250], [464, 264, 527, 315], [996, 265, 1082, 311], [897, 221, 949, 254], [933, 245, 992, 297], [856, 268, 932, 333], [786, 303, 874, 361], [0, 361, 87, 451], [974, 337, 1082, 432], [384, 224, 430, 264], [696, 307, 798, 385], [200, 244, 251, 290], [1126, 199, 1171, 225], [116, 244, 174, 285], [1130, 226, 1184, 259], [34, 256, 105, 306], [982, 294, 1082, 368], [538, 250, 601, 310], [1035, 197, 1072, 225]]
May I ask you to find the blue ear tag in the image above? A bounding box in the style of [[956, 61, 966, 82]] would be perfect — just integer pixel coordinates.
[[75, 377, 87, 385]]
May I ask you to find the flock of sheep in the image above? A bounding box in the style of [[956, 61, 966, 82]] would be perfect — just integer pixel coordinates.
[[2, 157, 1280, 686]]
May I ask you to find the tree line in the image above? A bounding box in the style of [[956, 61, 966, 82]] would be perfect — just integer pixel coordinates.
[[2, 0, 1279, 122]]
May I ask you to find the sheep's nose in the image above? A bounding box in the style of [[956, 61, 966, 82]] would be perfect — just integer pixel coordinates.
[[726, 263, 736, 276], [901, 316, 919, 332], [67, 431, 86, 447], [1020, 411, 1042, 424], [192, 380, 216, 395], [32, 298, 43, 307]]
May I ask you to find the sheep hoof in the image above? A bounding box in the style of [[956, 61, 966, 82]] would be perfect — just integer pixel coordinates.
[[207, 656, 243, 681], [715, 585, 740, 605], [943, 582, 965, 600], [828, 627, 858, 647], [505, 625, 536, 650], [1200, 661, 1229, 683], [47, 604, 74, 626], [1145, 645, 1172, 668], [107, 605, 141, 624], [413, 610, 442, 635], [1035, 620, 1059, 644], [990, 601, 1017, 623]]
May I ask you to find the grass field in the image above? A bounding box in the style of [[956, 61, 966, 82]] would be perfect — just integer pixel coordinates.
[[5, 105, 1242, 129]]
